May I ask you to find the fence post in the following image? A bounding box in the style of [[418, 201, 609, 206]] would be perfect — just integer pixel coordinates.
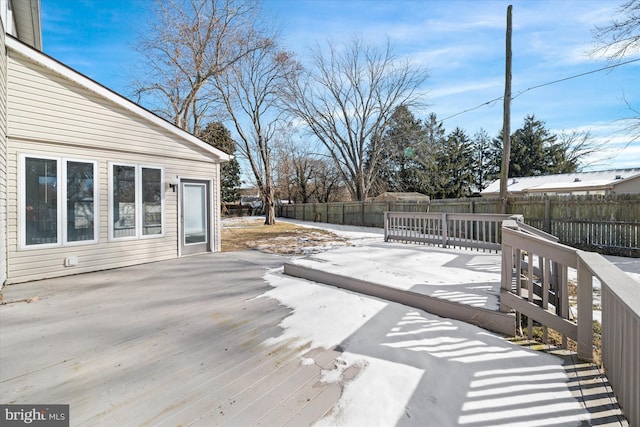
[[576, 253, 594, 362], [544, 195, 551, 233]]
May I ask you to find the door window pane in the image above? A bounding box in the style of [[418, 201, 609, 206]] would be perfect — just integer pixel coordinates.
[[25, 157, 57, 245], [184, 183, 207, 244], [113, 165, 136, 238], [142, 167, 162, 235], [67, 161, 95, 242]]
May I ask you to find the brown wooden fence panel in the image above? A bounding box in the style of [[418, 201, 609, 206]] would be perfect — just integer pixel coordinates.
[[277, 194, 640, 257]]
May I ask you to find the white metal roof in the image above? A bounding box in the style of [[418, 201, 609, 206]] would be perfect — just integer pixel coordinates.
[[481, 168, 640, 195]]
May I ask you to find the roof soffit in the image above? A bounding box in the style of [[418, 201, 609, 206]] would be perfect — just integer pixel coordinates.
[[10, 0, 42, 50]]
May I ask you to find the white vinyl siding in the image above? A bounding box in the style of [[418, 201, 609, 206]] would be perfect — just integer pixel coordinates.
[[6, 55, 216, 161], [0, 28, 7, 284], [4, 46, 222, 284]]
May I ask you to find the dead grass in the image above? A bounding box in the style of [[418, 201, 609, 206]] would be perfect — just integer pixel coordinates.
[[221, 217, 350, 254], [515, 321, 602, 366]]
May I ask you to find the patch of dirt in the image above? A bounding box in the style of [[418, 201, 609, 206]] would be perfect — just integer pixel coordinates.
[[222, 217, 351, 255]]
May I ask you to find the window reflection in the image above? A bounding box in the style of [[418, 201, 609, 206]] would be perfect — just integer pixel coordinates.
[[113, 165, 136, 238], [25, 157, 57, 245], [67, 161, 94, 242], [142, 167, 162, 235]]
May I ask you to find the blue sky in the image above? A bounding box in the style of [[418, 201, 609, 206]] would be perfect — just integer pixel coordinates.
[[40, 0, 640, 170]]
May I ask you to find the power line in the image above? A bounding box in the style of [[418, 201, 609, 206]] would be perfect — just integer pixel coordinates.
[[512, 57, 640, 100], [439, 57, 640, 123]]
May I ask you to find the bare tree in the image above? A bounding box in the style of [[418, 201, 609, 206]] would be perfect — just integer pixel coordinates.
[[132, 0, 266, 134], [213, 38, 300, 224], [592, 0, 640, 144], [284, 37, 429, 201], [557, 130, 617, 170], [272, 138, 296, 204], [312, 158, 345, 203], [273, 136, 319, 204], [593, 0, 640, 60]]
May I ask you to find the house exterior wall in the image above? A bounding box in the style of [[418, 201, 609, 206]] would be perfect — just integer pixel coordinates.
[[0, 24, 7, 285], [5, 45, 221, 284], [613, 176, 640, 195]]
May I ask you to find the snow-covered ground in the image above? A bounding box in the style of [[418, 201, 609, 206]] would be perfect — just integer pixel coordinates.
[[247, 217, 634, 426], [275, 217, 640, 322]]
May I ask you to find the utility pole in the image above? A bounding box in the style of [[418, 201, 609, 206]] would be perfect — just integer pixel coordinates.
[[500, 5, 512, 214]]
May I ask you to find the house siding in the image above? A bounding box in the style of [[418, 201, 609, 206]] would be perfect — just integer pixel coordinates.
[[5, 46, 221, 284], [0, 27, 7, 285], [614, 176, 640, 195]]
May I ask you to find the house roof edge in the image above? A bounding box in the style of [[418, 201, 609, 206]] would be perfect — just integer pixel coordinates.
[[6, 35, 231, 162]]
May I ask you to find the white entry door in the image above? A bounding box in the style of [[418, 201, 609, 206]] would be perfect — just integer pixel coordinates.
[[180, 180, 210, 255]]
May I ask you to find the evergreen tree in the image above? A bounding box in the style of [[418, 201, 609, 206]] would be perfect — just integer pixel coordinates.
[[471, 128, 493, 193], [510, 115, 557, 177], [198, 122, 242, 203], [369, 105, 429, 195], [423, 113, 447, 197], [434, 127, 474, 198], [488, 115, 579, 179]]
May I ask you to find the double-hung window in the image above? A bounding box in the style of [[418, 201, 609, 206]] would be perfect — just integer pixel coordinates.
[[110, 163, 164, 240], [21, 154, 98, 248]]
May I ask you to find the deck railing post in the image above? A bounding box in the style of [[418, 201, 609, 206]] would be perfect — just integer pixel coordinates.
[[384, 212, 389, 242], [500, 220, 520, 314], [576, 253, 594, 362], [500, 242, 514, 314], [441, 213, 448, 248]]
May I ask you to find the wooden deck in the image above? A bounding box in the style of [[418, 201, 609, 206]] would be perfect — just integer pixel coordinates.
[[0, 252, 349, 426], [1, 248, 628, 426]]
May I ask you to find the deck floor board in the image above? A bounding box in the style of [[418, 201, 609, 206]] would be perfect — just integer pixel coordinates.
[[0, 252, 346, 427]]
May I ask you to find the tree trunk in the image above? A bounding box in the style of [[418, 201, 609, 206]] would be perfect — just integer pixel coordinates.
[[263, 183, 276, 225]]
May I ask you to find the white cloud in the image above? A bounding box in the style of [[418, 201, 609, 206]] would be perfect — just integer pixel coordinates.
[[428, 79, 503, 100]]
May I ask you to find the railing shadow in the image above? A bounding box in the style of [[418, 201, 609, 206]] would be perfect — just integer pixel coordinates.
[[330, 303, 626, 426]]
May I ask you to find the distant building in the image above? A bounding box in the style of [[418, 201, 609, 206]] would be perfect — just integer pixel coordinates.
[[373, 192, 431, 202], [480, 168, 640, 197], [237, 187, 262, 208]]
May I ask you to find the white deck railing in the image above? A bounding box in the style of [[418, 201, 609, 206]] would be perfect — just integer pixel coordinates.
[[384, 212, 519, 252], [500, 219, 639, 427]]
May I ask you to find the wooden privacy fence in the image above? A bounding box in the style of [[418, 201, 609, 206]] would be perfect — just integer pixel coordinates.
[[384, 212, 519, 252], [278, 194, 640, 257], [500, 219, 640, 427]]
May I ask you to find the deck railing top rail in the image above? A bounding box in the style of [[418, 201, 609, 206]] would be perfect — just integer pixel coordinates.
[[500, 219, 639, 427], [384, 212, 519, 252]]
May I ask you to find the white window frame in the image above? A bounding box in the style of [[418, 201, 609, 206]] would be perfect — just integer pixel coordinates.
[[19, 154, 99, 250], [109, 162, 165, 241], [62, 158, 99, 246]]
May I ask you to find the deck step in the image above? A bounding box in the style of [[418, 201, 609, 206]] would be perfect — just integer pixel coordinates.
[[284, 261, 515, 336]]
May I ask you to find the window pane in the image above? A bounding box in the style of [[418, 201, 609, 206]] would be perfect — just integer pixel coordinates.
[[142, 167, 162, 235], [184, 183, 207, 244], [67, 161, 95, 242], [25, 157, 57, 245], [113, 165, 136, 238]]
